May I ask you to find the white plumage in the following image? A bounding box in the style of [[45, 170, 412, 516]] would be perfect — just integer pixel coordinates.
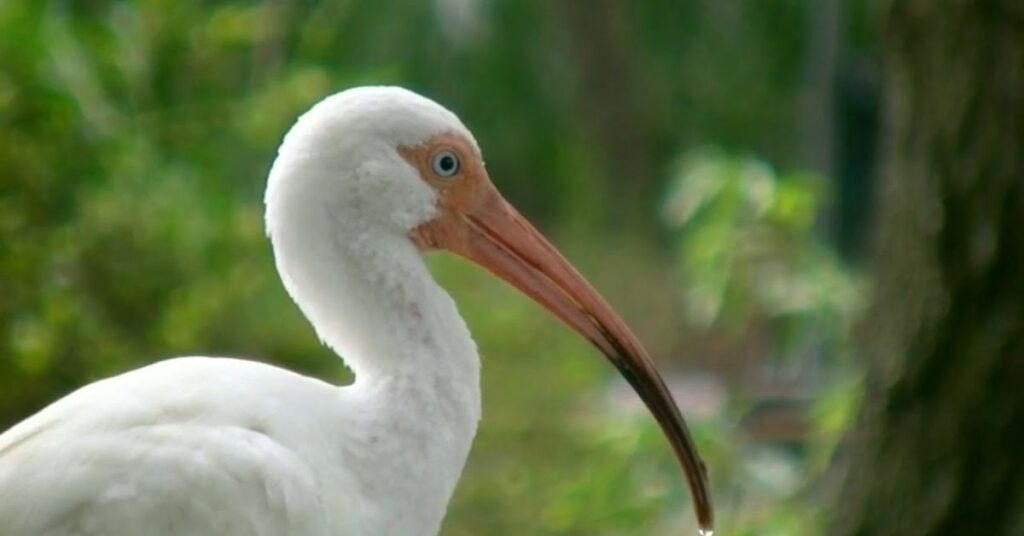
[[0, 87, 713, 535]]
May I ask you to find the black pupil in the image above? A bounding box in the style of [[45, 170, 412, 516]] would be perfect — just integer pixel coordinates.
[[439, 155, 455, 173]]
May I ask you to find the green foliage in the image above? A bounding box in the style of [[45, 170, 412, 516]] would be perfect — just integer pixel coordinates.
[[663, 148, 865, 359]]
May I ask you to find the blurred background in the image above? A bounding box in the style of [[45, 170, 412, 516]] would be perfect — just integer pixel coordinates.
[[6, 0, 1017, 535]]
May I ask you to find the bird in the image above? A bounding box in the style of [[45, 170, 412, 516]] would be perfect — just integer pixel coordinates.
[[0, 86, 713, 535]]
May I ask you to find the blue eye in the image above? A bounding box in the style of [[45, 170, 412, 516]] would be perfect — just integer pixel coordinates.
[[431, 150, 460, 178]]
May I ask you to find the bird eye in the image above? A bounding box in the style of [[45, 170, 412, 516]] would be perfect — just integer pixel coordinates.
[[431, 150, 460, 178]]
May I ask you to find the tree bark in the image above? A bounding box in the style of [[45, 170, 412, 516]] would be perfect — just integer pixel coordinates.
[[833, 0, 1024, 534]]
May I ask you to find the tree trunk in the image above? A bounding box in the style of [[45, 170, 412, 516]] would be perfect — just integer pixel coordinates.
[[833, 1, 1024, 535]]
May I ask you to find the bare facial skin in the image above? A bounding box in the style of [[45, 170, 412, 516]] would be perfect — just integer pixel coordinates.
[[400, 133, 715, 532]]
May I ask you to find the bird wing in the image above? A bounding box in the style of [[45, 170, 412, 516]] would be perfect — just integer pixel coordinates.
[[0, 357, 341, 536]]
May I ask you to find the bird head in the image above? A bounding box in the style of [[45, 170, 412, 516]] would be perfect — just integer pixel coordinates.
[[266, 86, 713, 532]]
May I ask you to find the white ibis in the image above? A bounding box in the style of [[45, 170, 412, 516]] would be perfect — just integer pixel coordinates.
[[0, 87, 713, 535]]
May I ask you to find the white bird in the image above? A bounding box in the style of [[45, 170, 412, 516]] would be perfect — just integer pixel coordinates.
[[0, 87, 713, 535]]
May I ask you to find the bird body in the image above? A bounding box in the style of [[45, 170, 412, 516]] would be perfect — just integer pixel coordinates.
[[0, 87, 712, 535], [2, 358, 340, 535], [0, 354, 475, 536]]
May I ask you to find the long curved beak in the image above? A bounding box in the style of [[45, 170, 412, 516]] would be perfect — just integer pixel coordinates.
[[413, 182, 714, 531]]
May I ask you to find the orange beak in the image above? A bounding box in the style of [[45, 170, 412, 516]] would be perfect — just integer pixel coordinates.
[[405, 137, 713, 531]]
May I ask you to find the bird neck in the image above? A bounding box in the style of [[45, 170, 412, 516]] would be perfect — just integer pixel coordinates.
[[265, 155, 484, 532], [268, 194, 482, 526], [281, 214, 478, 371]]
